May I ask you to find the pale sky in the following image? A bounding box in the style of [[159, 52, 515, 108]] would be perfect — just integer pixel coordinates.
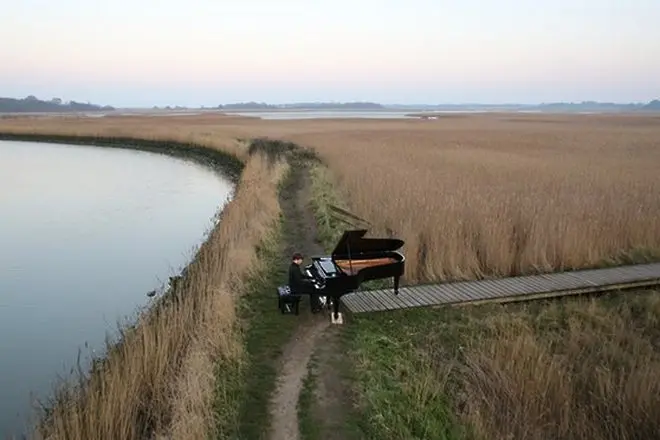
[[1, 0, 659, 107]]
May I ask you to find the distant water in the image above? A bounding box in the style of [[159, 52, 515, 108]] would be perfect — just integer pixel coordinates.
[[0, 140, 234, 438], [223, 110, 419, 119], [219, 109, 547, 119], [2, 109, 613, 121]]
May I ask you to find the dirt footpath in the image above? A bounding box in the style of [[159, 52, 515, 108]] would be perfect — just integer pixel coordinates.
[[268, 162, 354, 440]]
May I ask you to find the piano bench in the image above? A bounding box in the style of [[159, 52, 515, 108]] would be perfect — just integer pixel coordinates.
[[277, 285, 301, 315]]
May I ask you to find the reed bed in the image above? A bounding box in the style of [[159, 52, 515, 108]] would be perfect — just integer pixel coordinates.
[[345, 290, 660, 440], [296, 113, 660, 440], [287, 113, 660, 284], [453, 292, 660, 440], [0, 113, 252, 160]]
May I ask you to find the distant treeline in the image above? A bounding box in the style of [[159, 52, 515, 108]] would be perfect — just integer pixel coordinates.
[[215, 100, 660, 112], [531, 100, 660, 112], [0, 96, 115, 113], [215, 101, 385, 110], [389, 99, 660, 112], [642, 99, 660, 110], [4, 94, 659, 113]]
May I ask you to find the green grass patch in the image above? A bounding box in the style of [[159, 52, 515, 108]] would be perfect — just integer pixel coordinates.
[[213, 355, 243, 439], [297, 355, 321, 440], [341, 309, 468, 440], [228, 221, 300, 440]]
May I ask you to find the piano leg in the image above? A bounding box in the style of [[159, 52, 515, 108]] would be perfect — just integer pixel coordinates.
[[394, 275, 400, 295], [332, 295, 340, 320]]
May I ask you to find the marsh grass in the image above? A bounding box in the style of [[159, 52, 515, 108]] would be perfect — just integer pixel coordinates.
[[307, 150, 660, 439], [290, 114, 660, 284], [0, 114, 251, 162], [455, 293, 660, 440], [309, 165, 351, 249], [355, 291, 660, 440], [342, 291, 660, 440]]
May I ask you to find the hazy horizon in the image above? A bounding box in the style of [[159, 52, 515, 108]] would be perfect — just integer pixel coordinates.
[[2, 0, 659, 107]]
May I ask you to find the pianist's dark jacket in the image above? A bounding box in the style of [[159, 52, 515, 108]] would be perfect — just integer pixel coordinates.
[[289, 262, 314, 293]]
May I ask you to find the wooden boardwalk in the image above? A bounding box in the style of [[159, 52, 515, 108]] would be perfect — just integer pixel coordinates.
[[341, 262, 660, 314]]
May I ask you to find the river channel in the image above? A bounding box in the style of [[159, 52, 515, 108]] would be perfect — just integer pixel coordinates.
[[0, 140, 234, 437]]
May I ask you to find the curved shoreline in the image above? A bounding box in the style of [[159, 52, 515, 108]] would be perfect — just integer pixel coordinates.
[[0, 132, 254, 439], [0, 132, 245, 184], [0, 132, 245, 314]]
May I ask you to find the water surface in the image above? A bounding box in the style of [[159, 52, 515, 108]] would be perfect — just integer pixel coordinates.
[[223, 109, 418, 119], [0, 140, 233, 437]]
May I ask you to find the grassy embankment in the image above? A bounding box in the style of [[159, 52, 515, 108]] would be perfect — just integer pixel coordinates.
[[0, 131, 292, 440], [303, 141, 660, 439], [228, 138, 325, 440]]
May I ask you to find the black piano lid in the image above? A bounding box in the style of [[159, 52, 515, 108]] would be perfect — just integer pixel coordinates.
[[331, 229, 404, 258]]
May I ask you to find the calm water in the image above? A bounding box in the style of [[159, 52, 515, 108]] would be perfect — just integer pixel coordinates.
[[0, 140, 234, 438], [223, 109, 419, 119]]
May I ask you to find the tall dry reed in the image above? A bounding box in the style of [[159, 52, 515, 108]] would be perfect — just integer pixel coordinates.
[[287, 114, 660, 283], [345, 291, 660, 440], [297, 114, 660, 440], [0, 113, 251, 160], [163, 152, 287, 440], [450, 293, 660, 440]]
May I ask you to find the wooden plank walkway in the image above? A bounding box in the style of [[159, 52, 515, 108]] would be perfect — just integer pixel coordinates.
[[341, 262, 660, 314]]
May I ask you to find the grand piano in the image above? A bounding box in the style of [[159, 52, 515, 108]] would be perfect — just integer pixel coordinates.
[[303, 229, 405, 320]]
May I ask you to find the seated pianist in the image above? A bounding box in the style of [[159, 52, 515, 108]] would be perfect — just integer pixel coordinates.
[[289, 252, 323, 313]]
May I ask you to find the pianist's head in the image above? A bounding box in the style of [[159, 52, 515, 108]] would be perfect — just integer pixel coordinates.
[[292, 252, 303, 264]]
